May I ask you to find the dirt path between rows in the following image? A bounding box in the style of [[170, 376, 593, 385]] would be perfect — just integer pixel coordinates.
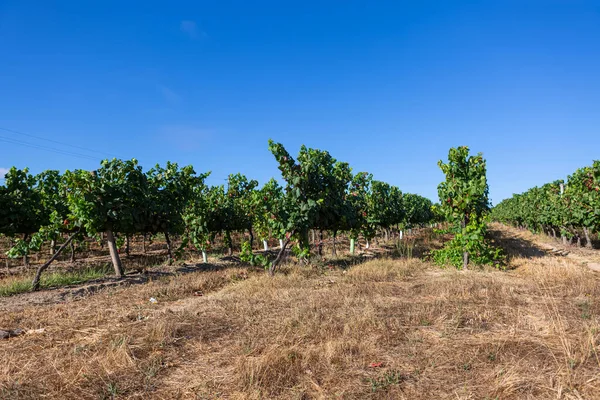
[[490, 223, 600, 272], [536, 242, 600, 272]]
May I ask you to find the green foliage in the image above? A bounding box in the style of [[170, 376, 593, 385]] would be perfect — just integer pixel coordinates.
[[0, 167, 45, 235], [145, 162, 205, 236], [5, 212, 73, 259], [183, 173, 257, 253], [0, 168, 75, 260], [434, 146, 502, 269], [0, 141, 438, 277], [437, 146, 489, 225], [183, 177, 219, 252], [291, 243, 311, 259], [493, 161, 600, 242], [430, 203, 445, 223], [239, 241, 270, 269], [63, 159, 147, 235], [432, 218, 504, 268], [268, 140, 343, 247], [183, 174, 258, 251], [347, 172, 373, 240], [252, 178, 285, 241], [402, 193, 435, 228], [367, 181, 403, 233], [567, 162, 600, 233], [223, 173, 259, 234], [35, 170, 69, 227], [6, 169, 80, 260]]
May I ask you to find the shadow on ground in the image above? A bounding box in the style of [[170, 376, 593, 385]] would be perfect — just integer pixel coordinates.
[[489, 228, 546, 259]]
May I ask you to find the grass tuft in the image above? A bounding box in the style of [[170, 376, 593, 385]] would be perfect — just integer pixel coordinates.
[[0, 264, 112, 297]]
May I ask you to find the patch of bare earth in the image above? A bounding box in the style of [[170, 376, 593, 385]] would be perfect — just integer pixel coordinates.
[[491, 222, 600, 272], [1, 231, 600, 399]]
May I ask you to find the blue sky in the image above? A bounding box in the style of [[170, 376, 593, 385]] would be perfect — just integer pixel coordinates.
[[1, 0, 599, 204]]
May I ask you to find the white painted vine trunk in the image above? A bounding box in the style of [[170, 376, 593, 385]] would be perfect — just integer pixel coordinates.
[[583, 227, 592, 249], [263, 240, 269, 251]]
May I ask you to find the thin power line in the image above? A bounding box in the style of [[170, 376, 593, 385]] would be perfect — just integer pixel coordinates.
[[0, 136, 101, 161], [0, 136, 100, 161], [0, 126, 120, 159]]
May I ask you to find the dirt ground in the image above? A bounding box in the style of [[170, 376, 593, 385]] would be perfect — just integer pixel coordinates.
[[490, 222, 600, 271], [1, 226, 599, 399]]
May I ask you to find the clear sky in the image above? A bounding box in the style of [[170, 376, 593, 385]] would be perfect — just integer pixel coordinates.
[[1, 0, 599, 204]]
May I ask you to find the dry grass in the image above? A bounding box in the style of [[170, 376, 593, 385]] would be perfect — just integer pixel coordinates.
[[1, 232, 600, 399]]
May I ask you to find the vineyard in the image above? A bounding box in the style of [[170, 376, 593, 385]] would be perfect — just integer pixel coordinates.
[[0, 140, 438, 291], [492, 161, 600, 248], [2, 144, 600, 399]]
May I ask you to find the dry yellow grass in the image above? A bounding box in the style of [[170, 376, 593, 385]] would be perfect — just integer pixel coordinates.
[[1, 229, 600, 399]]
